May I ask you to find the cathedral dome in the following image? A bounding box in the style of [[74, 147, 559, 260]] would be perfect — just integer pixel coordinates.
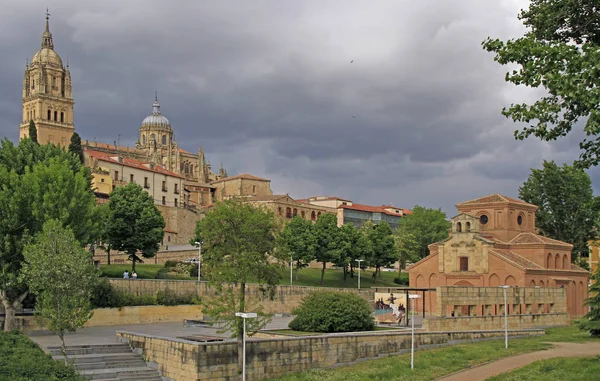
[[32, 47, 63, 68], [141, 95, 171, 129]]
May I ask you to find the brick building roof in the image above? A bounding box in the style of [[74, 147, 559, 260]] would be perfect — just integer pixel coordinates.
[[489, 249, 544, 270], [508, 232, 573, 248], [210, 173, 269, 184], [456, 194, 537, 208], [86, 149, 183, 178], [340, 203, 405, 217]]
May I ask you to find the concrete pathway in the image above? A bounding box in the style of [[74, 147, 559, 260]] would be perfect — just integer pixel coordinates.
[[28, 316, 294, 348], [436, 342, 600, 381]]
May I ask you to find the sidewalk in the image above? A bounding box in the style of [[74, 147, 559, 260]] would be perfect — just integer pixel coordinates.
[[436, 342, 600, 381]]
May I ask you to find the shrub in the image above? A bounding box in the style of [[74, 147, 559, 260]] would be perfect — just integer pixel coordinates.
[[156, 288, 197, 306], [0, 331, 84, 380], [393, 276, 409, 286], [91, 278, 123, 308], [289, 291, 375, 333]]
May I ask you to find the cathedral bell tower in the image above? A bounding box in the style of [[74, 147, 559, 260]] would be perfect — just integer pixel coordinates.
[[20, 10, 75, 146]]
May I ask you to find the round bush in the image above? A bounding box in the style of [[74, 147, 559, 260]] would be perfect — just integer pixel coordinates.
[[289, 291, 375, 333]]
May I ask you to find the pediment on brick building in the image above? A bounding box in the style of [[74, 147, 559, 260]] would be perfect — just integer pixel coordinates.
[[456, 194, 537, 209], [508, 232, 572, 248]]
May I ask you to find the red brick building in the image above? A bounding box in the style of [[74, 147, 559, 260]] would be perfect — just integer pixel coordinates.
[[409, 194, 589, 318]]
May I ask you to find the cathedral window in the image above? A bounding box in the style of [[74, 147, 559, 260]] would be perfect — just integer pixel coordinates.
[[466, 222, 471, 232], [142, 135, 146, 145], [151, 133, 156, 141], [456, 222, 462, 232], [185, 163, 189, 174], [517, 215, 523, 225], [31, 79, 35, 89], [60, 112, 64, 123], [54, 111, 57, 121], [162, 135, 167, 145], [47, 110, 51, 120], [459, 257, 469, 271]]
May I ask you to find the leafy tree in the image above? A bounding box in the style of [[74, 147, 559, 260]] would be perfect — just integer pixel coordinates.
[[393, 229, 420, 273], [68, 132, 84, 163], [28, 120, 37, 144], [482, 0, 600, 168], [0, 138, 99, 331], [579, 269, 600, 336], [20, 220, 97, 360], [278, 216, 317, 280], [106, 183, 165, 272], [340, 223, 372, 280], [95, 203, 113, 265], [192, 200, 284, 368], [365, 221, 397, 276], [396, 206, 450, 259], [313, 214, 345, 285], [289, 291, 375, 333], [519, 160, 599, 260]]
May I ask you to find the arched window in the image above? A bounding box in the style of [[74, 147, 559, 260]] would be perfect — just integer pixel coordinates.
[[150, 133, 156, 141], [311, 211, 316, 220], [459, 257, 468, 271], [54, 111, 57, 121], [60, 112, 64, 123], [301, 211, 305, 218], [286, 208, 292, 218], [547, 253, 553, 268], [466, 222, 471, 232], [563, 255, 568, 269], [456, 222, 462, 232], [185, 163, 189, 174], [293, 208, 298, 216], [317, 212, 321, 217], [162, 135, 167, 145], [143, 135, 146, 145], [32, 79, 35, 89], [180, 163, 184, 172], [555, 254, 560, 269], [47, 110, 51, 120]]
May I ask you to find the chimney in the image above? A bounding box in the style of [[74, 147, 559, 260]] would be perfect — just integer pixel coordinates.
[[118, 156, 124, 163]]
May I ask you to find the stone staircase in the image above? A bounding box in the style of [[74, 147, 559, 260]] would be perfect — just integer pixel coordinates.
[[47, 343, 164, 381]]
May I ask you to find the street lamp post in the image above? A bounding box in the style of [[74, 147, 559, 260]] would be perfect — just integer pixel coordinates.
[[355, 259, 364, 289], [235, 312, 258, 381], [499, 285, 510, 349], [194, 241, 202, 283], [290, 254, 293, 286], [408, 294, 420, 370]]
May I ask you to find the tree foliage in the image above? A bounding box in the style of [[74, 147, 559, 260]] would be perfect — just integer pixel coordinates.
[[192, 200, 284, 347], [482, 0, 600, 168], [68, 132, 84, 163], [579, 269, 600, 336], [278, 216, 317, 279], [393, 229, 420, 273], [289, 291, 375, 333], [364, 221, 397, 274], [396, 206, 450, 259], [20, 220, 97, 360], [105, 183, 165, 272], [0, 138, 98, 331], [313, 214, 346, 285], [28, 120, 37, 144], [519, 160, 599, 259]]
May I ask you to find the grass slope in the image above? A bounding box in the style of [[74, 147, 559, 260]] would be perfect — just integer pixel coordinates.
[[100, 264, 407, 288], [0, 331, 84, 381], [488, 356, 600, 381], [266, 325, 600, 381]]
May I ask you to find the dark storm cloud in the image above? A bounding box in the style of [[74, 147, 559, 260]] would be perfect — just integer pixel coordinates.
[[0, 0, 590, 214]]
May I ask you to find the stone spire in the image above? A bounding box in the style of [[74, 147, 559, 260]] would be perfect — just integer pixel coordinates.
[[152, 91, 161, 115], [41, 9, 54, 49]]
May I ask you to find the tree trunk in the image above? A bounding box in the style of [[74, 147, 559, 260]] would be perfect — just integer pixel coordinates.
[[237, 283, 246, 375], [295, 260, 300, 281], [343, 266, 347, 282], [320, 262, 326, 286], [1, 291, 28, 332], [107, 247, 111, 266], [377, 265, 381, 278], [59, 330, 69, 364], [350, 263, 354, 278], [131, 255, 136, 273]]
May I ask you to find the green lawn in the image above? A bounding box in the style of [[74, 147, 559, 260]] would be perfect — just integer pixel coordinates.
[[488, 356, 600, 381], [266, 325, 600, 381], [99, 264, 163, 279], [99, 264, 407, 288]]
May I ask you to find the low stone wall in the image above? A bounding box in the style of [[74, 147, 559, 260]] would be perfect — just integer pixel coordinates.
[[93, 249, 197, 265], [11, 305, 202, 331], [117, 328, 544, 381], [423, 312, 569, 331], [109, 279, 373, 314]]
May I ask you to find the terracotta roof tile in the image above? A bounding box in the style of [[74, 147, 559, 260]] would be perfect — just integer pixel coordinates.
[[86, 149, 183, 178], [456, 194, 537, 208], [210, 174, 270, 184], [489, 249, 544, 270], [509, 232, 572, 248]]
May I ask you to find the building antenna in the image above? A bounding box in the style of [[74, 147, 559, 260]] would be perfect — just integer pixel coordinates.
[[117, 134, 121, 147]]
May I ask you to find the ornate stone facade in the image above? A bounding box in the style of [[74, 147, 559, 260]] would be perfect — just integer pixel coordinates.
[[409, 194, 590, 318], [20, 11, 74, 146]]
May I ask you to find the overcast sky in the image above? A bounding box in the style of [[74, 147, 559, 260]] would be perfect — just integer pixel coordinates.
[[0, 0, 597, 215]]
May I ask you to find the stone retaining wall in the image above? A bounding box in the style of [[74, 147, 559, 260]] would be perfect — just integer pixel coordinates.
[[109, 279, 373, 314], [117, 329, 544, 381], [423, 312, 569, 331]]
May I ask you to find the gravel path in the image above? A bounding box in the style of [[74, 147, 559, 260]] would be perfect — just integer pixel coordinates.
[[436, 342, 600, 381]]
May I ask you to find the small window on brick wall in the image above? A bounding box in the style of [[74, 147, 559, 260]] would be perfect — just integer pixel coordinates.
[[459, 257, 469, 271]]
